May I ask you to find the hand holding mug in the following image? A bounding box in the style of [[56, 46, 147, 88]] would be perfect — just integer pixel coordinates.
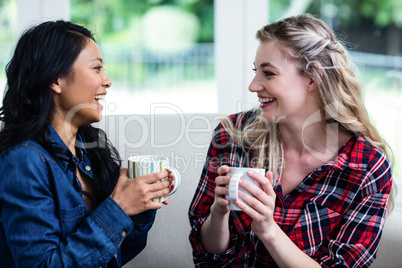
[[110, 155, 181, 216], [128, 155, 181, 203], [225, 167, 265, 211], [110, 168, 172, 216], [211, 165, 232, 215], [236, 170, 277, 240]]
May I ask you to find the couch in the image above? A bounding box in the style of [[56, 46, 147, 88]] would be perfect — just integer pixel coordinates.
[[101, 113, 402, 268]]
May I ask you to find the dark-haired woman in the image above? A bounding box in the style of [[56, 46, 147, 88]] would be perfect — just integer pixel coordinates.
[[0, 21, 173, 267]]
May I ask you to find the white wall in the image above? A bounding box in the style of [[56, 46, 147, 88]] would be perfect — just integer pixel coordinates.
[[215, 0, 269, 114], [17, 0, 70, 35]]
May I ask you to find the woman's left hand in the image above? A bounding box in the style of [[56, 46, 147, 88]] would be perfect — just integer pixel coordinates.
[[161, 170, 176, 205], [235, 170, 276, 240]]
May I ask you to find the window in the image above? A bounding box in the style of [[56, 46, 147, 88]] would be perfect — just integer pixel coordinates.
[[70, 0, 216, 115], [0, 0, 17, 99]]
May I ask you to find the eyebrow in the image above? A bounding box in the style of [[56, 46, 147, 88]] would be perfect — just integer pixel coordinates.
[[91, 57, 104, 63], [254, 62, 280, 71]]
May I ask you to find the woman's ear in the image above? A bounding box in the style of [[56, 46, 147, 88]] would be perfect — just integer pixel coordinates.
[[51, 79, 62, 94], [307, 78, 316, 92]]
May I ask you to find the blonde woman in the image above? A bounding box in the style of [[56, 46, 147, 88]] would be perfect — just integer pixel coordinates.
[[189, 14, 395, 267]]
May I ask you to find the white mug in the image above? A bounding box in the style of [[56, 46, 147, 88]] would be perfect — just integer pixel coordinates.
[[128, 155, 181, 203], [226, 167, 265, 211]]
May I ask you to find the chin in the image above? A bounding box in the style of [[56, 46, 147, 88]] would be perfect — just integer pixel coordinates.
[[89, 107, 103, 122], [95, 113, 103, 122], [80, 113, 103, 127], [260, 111, 286, 124]]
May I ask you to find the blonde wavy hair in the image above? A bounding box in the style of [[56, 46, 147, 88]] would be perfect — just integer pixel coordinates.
[[221, 13, 396, 213]]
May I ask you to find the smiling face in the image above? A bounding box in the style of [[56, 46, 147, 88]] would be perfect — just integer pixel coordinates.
[[249, 40, 319, 126], [51, 38, 111, 129]]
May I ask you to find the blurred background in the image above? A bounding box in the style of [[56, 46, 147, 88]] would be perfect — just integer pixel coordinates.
[[0, 0, 401, 178]]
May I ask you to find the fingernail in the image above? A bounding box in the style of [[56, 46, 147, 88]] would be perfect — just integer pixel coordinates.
[[248, 170, 255, 175]]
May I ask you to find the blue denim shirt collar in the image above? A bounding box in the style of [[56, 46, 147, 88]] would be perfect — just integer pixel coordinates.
[[47, 124, 94, 180]]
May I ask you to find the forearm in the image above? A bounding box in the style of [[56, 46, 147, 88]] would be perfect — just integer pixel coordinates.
[[200, 209, 231, 254], [4, 197, 133, 267], [261, 223, 320, 268]]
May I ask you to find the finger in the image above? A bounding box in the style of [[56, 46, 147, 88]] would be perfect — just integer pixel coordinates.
[[246, 170, 275, 196], [142, 170, 170, 184], [167, 170, 175, 181], [216, 196, 230, 207], [217, 165, 230, 176], [215, 175, 231, 187], [235, 198, 263, 222], [214, 183, 229, 196], [266, 170, 274, 185], [238, 180, 269, 209], [238, 178, 261, 196], [146, 202, 163, 211], [155, 170, 170, 180], [237, 187, 266, 212], [235, 198, 252, 214], [149, 178, 171, 192], [262, 171, 275, 196], [151, 187, 171, 201], [162, 198, 169, 205]]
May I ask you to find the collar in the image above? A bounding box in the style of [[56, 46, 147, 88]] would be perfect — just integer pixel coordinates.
[[47, 124, 93, 178]]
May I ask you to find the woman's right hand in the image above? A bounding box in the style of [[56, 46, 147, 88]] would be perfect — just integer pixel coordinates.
[[210, 165, 231, 216], [110, 168, 172, 216]]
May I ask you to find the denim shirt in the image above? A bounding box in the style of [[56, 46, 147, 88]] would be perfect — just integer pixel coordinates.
[[0, 125, 156, 267]]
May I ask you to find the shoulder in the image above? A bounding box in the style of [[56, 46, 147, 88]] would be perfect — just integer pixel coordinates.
[[0, 141, 54, 193], [350, 135, 391, 172], [1, 140, 50, 163], [0, 140, 55, 183], [207, 110, 259, 156], [211, 109, 256, 136], [214, 109, 259, 133], [226, 109, 259, 129], [350, 135, 392, 194]]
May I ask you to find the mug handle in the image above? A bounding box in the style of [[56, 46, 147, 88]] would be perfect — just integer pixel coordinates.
[[166, 167, 181, 196], [228, 173, 242, 210]]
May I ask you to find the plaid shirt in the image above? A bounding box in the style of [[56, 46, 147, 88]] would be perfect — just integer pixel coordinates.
[[188, 110, 392, 268]]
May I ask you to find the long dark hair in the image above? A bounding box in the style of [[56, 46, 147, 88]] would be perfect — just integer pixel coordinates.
[[0, 20, 120, 207]]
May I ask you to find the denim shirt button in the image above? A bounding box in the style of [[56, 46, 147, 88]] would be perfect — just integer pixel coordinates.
[[115, 253, 118, 259], [85, 166, 91, 171], [121, 230, 127, 237]]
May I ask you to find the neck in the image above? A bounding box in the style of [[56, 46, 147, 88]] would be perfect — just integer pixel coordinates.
[[280, 121, 351, 162], [280, 121, 338, 154], [51, 118, 78, 156]]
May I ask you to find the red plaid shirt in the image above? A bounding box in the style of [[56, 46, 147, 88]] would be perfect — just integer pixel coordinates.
[[188, 110, 392, 268]]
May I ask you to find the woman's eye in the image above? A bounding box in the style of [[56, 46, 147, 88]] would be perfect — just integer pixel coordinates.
[[263, 71, 274, 77], [95, 66, 102, 71], [252, 68, 274, 78]]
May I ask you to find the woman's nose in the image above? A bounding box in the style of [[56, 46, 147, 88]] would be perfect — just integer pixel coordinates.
[[103, 73, 112, 88], [248, 76, 264, 92]]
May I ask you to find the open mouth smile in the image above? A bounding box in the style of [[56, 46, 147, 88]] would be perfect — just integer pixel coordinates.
[[259, 97, 276, 103], [94, 94, 105, 101], [258, 96, 277, 108]]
